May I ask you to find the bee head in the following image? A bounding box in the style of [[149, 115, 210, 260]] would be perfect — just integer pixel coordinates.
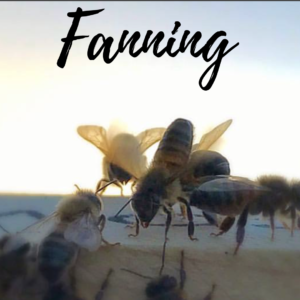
[[145, 275, 177, 298], [131, 169, 168, 227]]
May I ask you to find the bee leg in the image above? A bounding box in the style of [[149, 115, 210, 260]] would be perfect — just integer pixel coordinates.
[[298, 216, 300, 229], [234, 206, 249, 255], [95, 269, 114, 300], [178, 203, 187, 219], [179, 250, 186, 290], [178, 197, 198, 241], [98, 215, 120, 246], [269, 210, 275, 241], [96, 179, 111, 194], [130, 181, 137, 194], [210, 216, 235, 237], [202, 211, 219, 227], [159, 207, 172, 275], [203, 284, 216, 300], [128, 216, 140, 237], [291, 206, 296, 237]]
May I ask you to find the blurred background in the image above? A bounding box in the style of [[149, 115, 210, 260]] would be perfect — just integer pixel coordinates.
[[0, 2, 300, 195]]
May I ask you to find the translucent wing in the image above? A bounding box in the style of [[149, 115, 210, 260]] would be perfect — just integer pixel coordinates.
[[198, 176, 270, 193], [18, 212, 58, 244], [136, 128, 166, 154], [109, 133, 147, 179], [64, 213, 101, 252], [193, 119, 232, 151], [77, 126, 109, 156]]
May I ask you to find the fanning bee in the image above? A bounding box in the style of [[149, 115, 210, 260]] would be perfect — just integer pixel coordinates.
[[21, 182, 117, 252], [249, 175, 300, 239], [121, 250, 216, 300], [189, 175, 270, 254], [77, 123, 165, 196], [124, 118, 232, 243]]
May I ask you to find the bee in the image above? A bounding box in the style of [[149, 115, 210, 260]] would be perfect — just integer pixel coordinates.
[[189, 175, 270, 254], [38, 230, 81, 300], [0, 234, 46, 300], [121, 250, 216, 300], [125, 118, 232, 243], [77, 123, 165, 196], [21, 182, 118, 252], [249, 175, 300, 239]]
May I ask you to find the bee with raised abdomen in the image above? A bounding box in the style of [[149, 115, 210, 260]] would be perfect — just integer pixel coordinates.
[[77, 122, 165, 196], [130, 118, 195, 244], [125, 118, 232, 243], [189, 175, 270, 254]]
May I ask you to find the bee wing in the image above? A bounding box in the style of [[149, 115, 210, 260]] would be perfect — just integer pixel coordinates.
[[136, 127, 166, 154], [108, 133, 147, 179], [64, 213, 101, 252], [18, 212, 58, 243], [77, 125, 109, 156], [193, 119, 232, 151], [198, 176, 270, 192]]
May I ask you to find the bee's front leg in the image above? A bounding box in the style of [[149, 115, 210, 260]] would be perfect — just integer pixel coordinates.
[[234, 206, 249, 255], [128, 216, 140, 237], [94, 269, 114, 300], [159, 206, 172, 275], [178, 197, 198, 241], [98, 215, 120, 246], [210, 216, 235, 237]]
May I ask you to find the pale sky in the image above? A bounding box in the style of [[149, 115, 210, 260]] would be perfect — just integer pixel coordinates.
[[0, 2, 300, 194]]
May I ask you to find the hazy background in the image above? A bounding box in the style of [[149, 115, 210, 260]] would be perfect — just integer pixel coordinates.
[[0, 2, 300, 194]]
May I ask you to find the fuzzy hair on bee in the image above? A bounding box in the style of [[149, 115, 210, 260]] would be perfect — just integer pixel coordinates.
[[56, 190, 103, 223], [21, 183, 118, 252]]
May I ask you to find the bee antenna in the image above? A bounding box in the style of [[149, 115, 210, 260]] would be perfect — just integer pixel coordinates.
[[74, 184, 81, 191], [95, 179, 118, 195], [114, 198, 132, 217], [120, 268, 153, 280]]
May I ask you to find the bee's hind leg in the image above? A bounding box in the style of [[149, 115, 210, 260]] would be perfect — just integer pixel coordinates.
[[95, 269, 114, 300], [234, 206, 249, 255], [210, 216, 235, 237], [178, 197, 198, 241], [98, 215, 120, 246]]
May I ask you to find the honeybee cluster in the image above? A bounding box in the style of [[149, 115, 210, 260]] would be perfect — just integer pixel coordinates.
[[1, 118, 299, 300]]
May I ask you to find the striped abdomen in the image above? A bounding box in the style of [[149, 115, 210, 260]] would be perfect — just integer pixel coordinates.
[[152, 119, 194, 174], [38, 232, 78, 283]]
